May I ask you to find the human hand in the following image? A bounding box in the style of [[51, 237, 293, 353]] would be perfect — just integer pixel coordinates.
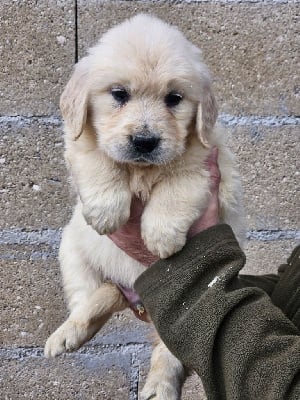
[[109, 147, 221, 266], [108, 197, 158, 267]]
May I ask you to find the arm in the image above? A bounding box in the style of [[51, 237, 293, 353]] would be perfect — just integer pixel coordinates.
[[134, 226, 300, 399], [65, 139, 132, 235]]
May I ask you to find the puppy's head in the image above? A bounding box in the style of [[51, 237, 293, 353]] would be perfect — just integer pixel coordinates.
[[61, 14, 217, 165]]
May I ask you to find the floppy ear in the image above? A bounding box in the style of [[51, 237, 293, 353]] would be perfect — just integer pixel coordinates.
[[196, 84, 218, 148], [60, 58, 89, 140]]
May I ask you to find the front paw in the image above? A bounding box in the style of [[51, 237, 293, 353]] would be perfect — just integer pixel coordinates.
[[141, 217, 187, 259], [82, 190, 131, 234], [44, 319, 93, 358]]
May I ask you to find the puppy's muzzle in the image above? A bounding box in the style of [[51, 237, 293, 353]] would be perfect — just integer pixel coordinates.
[[130, 134, 160, 154]]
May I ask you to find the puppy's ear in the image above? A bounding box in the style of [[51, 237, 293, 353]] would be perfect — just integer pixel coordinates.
[[60, 58, 89, 140], [196, 84, 218, 148]]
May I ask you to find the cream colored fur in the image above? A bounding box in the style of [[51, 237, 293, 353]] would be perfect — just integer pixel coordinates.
[[45, 14, 245, 400]]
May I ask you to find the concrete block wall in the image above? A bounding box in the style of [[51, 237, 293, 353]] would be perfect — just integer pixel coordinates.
[[0, 1, 299, 399]]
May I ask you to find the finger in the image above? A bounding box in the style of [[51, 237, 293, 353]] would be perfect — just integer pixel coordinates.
[[129, 196, 144, 221], [204, 147, 221, 187], [204, 146, 218, 168], [210, 147, 219, 165]]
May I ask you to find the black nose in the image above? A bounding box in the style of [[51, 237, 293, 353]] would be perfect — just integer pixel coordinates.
[[130, 134, 160, 153]]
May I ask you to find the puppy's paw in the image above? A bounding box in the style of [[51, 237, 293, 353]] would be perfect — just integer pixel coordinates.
[[44, 319, 90, 358], [141, 218, 186, 258], [82, 190, 131, 234], [139, 380, 180, 400]]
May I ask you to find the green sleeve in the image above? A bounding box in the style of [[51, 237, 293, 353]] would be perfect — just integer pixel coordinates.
[[134, 224, 300, 400]]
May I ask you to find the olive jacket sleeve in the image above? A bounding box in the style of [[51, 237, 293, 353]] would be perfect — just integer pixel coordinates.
[[134, 224, 300, 400]]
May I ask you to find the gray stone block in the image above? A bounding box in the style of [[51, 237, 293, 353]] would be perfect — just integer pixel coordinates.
[[1, 258, 65, 347], [0, 118, 71, 230], [243, 238, 298, 276], [0, 0, 75, 116], [77, 0, 299, 116], [0, 255, 151, 348], [227, 125, 300, 230], [0, 349, 131, 399]]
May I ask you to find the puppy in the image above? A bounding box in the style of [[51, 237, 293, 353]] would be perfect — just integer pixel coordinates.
[[45, 14, 245, 400]]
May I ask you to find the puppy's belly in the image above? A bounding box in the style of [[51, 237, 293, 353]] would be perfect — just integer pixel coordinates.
[[62, 203, 147, 288]]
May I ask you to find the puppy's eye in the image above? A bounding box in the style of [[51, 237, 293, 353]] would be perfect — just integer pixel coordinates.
[[111, 87, 130, 105], [164, 92, 183, 108]]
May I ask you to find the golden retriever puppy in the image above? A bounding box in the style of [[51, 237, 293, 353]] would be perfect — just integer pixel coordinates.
[[45, 14, 245, 399]]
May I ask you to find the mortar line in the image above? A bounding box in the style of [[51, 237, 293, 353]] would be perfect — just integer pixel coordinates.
[[0, 251, 58, 260], [1, 228, 299, 246], [74, 0, 78, 64], [219, 114, 300, 127], [115, 0, 296, 3], [1, 227, 299, 261], [0, 114, 299, 128], [0, 343, 150, 361], [0, 115, 62, 126], [247, 230, 300, 241], [129, 352, 140, 400], [0, 228, 62, 246]]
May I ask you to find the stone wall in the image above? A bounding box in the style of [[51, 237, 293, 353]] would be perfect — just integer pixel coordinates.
[[1, 1, 299, 398]]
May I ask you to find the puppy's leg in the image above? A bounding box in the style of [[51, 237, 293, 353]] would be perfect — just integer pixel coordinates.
[[45, 282, 127, 357], [140, 340, 186, 400], [66, 146, 132, 234], [45, 213, 128, 357], [141, 173, 210, 258]]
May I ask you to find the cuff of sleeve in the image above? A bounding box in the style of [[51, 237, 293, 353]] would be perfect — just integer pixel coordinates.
[[134, 224, 241, 298], [271, 245, 300, 329]]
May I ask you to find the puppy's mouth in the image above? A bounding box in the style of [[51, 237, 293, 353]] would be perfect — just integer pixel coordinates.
[[115, 147, 166, 165], [106, 133, 176, 165], [131, 154, 161, 164]]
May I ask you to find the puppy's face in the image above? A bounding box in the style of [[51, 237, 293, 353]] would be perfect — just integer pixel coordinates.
[[61, 15, 218, 165], [90, 72, 197, 165]]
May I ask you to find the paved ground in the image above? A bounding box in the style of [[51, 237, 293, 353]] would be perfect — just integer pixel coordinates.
[[1, 1, 299, 399]]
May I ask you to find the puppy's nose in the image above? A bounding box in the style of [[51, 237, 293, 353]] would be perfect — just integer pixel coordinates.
[[130, 134, 160, 153]]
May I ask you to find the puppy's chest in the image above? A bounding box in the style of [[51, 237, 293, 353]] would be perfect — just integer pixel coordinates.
[[128, 167, 165, 201]]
